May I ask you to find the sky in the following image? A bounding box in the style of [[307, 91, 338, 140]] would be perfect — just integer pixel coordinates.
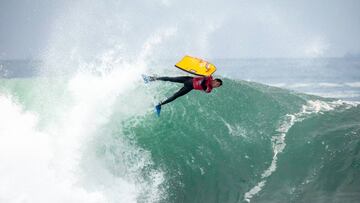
[[0, 0, 360, 59]]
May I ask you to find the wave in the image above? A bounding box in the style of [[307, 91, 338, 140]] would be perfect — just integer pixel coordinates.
[[1, 76, 359, 203]]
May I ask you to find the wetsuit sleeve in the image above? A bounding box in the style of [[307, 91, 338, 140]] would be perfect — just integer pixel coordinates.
[[201, 78, 207, 91]]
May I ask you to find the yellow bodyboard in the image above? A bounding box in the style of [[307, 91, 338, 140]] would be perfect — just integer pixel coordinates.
[[175, 55, 216, 76]]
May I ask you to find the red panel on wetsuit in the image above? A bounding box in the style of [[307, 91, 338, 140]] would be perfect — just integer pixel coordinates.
[[192, 76, 213, 93]]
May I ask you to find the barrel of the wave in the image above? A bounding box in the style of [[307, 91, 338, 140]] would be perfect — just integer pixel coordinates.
[[175, 55, 217, 76]]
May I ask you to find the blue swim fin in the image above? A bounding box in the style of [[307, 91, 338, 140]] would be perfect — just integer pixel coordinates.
[[155, 104, 161, 117], [142, 74, 156, 84], [142, 74, 150, 84]]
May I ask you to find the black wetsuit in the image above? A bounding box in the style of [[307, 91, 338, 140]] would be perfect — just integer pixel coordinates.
[[156, 76, 207, 106]]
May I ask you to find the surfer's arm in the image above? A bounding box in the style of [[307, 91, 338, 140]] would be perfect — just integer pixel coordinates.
[[201, 77, 208, 91], [203, 76, 213, 93]]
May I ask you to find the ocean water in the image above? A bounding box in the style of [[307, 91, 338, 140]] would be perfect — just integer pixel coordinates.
[[1, 58, 360, 203]]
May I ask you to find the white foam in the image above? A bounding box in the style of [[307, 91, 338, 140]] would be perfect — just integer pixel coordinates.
[[222, 118, 248, 138], [244, 181, 266, 202], [0, 94, 106, 203]]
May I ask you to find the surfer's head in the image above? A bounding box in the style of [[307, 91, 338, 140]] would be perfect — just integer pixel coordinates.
[[212, 78, 223, 88]]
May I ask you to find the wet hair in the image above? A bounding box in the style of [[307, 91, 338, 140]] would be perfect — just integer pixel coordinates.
[[215, 78, 223, 86]]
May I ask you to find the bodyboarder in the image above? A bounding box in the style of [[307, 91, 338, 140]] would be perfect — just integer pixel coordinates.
[[143, 75, 222, 116]]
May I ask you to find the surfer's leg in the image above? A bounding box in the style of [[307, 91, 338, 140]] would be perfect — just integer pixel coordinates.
[[156, 76, 193, 84], [160, 86, 193, 106]]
